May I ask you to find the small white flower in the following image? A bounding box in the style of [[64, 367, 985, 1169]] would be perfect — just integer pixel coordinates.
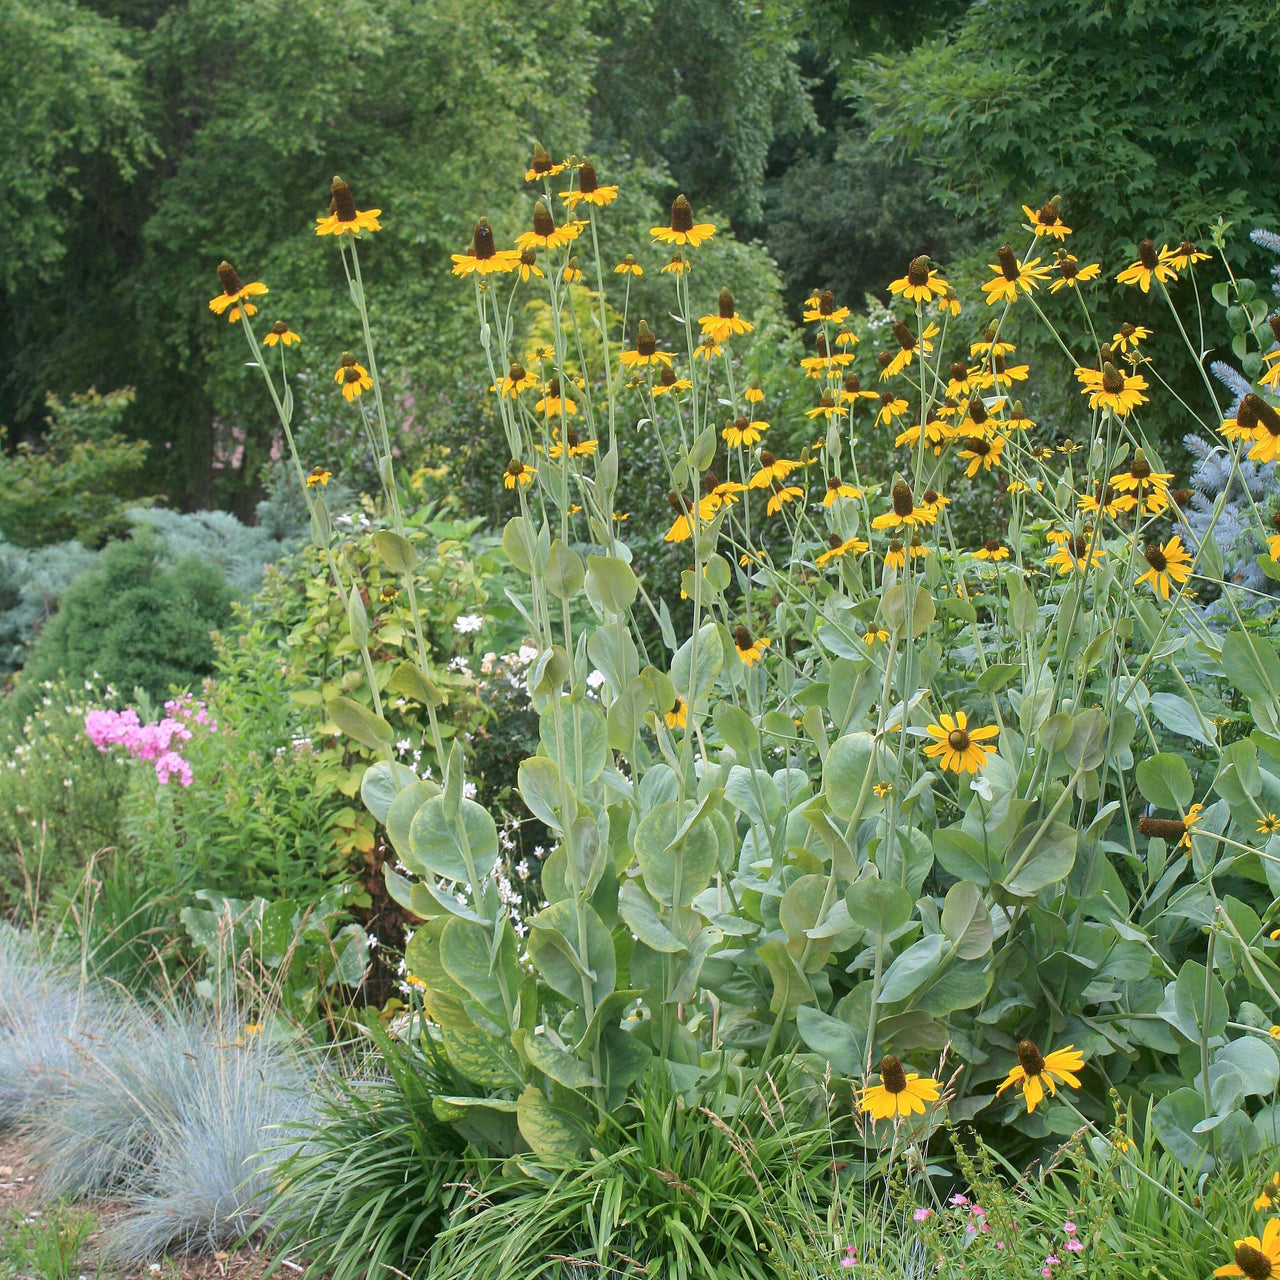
[[463, 780, 477, 800], [454, 614, 485, 634], [396, 737, 413, 755], [586, 670, 606, 690]]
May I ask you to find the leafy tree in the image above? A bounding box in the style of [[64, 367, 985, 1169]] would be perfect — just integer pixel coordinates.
[[0, 389, 152, 549], [854, 0, 1280, 265]]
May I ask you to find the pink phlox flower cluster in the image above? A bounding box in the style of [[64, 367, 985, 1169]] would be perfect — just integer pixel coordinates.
[[1063, 1220, 1083, 1253], [840, 1244, 858, 1269], [84, 698, 215, 786]]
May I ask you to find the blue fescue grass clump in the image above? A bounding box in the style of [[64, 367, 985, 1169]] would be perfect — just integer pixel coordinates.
[[1, 921, 321, 1263], [0, 924, 114, 1124], [99, 1021, 316, 1261]]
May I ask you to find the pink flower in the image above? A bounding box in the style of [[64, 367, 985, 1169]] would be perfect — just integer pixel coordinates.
[[913, 1208, 932, 1223], [949, 1194, 969, 1207], [1063, 1222, 1076, 1236], [996, 1242, 1006, 1251], [1065, 1240, 1083, 1253]]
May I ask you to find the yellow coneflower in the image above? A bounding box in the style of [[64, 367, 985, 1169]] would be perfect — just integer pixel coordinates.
[[305, 466, 332, 487], [524, 140, 565, 183], [559, 159, 618, 209], [334, 352, 373, 401], [748, 451, 801, 488], [1112, 322, 1152, 354], [894, 415, 950, 455], [876, 393, 910, 427], [816, 534, 868, 567], [723, 416, 768, 448], [1046, 531, 1106, 575], [958, 395, 1003, 438], [958, 433, 1006, 477], [873, 781, 893, 798], [500, 361, 539, 398], [1006, 401, 1035, 432], [872, 481, 934, 531], [620, 321, 674, 369], [1259, 816, 1280, 838], [379, 584, 397, 604], [981, 352, 1029, 388], [802, 289, 851, 323], [840, 374, 878, 406], [799, 331, 852, 378], [806, 395, 840, 420], [863, 627, 889, 645], [882, 320, 939, 378], [315, 175, 381, 237], [548, 427, 599, 459], [562, 258, 583, 283], [693, 338, 722, 360], [996, 1040, 1085, 1113], [262, 320, 300, 347], [534, 376, 577, 417], [614, 254, 644, 276], [981, 245, 1050, 305], [823, 477, 862, 506], [1245, 395, 1280, 464], [1213, 1220, 1280, 1280], [745, 384, 766, 404], [970, 329, 1016, 359], [664, 697, 689, 730], [1166, 240, 1211, 271], [1110, 450, 1172, 510], [700, 287, 753, 343], [1078, 482, 1134, 520], [1022, 195, 1071, 239], [835, 327, 859, 348], [660, 254, 690, 275], [652, 365, 692, 397], [936, 285, 962, 317], [504, 459, 535, 489], [923, 710, 998, 773], [945, 361, 977, 399], [974, 539, 1010, 562], [652, 194, 715, 247], [517, 199, 583, 252], [702, 473, 747, 513], [1049, 251, 1101, 293], [733, 624, 770, 666], [209, 261, 268, 323], [451, 218, 520, 276], [515, 248, 544, 280], [1135, 535, 1193, 600], [766, 481, 804, 515], [888, 255, 950, 305], [858, 1055, 941, 1122], [1075, 362, 1149, 417], [1116, 239, 1178, 292], [1257, 1175, 1280, 1213], [663, 491, 716, 543]]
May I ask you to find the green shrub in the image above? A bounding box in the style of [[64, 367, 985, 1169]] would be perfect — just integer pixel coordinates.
[[14, 530, 234, 717]]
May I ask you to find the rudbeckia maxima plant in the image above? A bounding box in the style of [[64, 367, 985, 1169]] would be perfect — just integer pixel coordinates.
[[207, 154, 1280, 1172]]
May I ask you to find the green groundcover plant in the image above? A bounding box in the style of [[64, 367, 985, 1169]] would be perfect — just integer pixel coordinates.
[[212, 150, 1280, 1273]]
